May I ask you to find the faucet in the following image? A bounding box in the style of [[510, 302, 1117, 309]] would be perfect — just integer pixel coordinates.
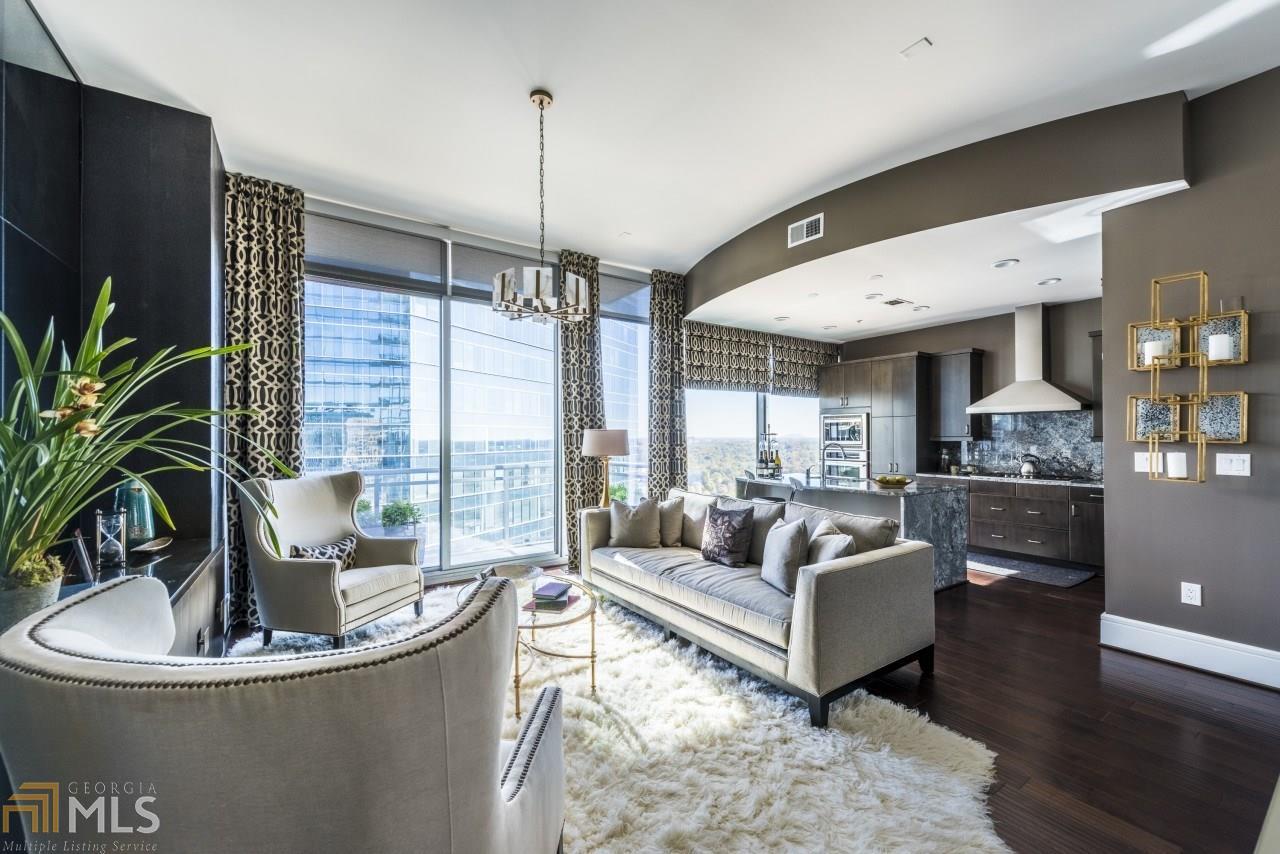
[[804, 465, 816, 485], [822, 442, 847, 460]]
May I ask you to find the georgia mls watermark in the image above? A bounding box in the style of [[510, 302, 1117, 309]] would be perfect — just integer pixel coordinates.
[[2, 780, 160, 853]]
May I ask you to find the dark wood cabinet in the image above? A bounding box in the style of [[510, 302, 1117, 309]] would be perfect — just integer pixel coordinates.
[[893, 416, 918, 475], [818, 364, 844, 410], [871, 416, 894, 475], [1070, 491, 1105, 566], [871, 360, 894, 414], [818, 361, 873, 410], [933, 349, 984, 440]]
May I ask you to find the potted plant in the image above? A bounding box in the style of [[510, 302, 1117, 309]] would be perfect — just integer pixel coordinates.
[[0, 279, 291, 633], [355, 497, 376, 528], [380, 500, 423, 535]]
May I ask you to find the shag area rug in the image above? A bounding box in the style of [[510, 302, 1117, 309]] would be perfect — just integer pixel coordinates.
[[229, 585, 1008, 853]]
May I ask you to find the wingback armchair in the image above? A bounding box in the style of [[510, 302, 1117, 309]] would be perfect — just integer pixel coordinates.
[[240, 472, 424, 647], [0, 575, 565, 852]]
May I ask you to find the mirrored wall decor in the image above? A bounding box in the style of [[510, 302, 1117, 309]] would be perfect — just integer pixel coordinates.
[[1199, 391, 1248, 443], [1198, 310, 1249, 366], [1127, 395, 1181, 442], [1128, 321, 1182, 371]]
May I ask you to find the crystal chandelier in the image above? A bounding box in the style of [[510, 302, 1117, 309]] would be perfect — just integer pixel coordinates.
[[491, 89, 589, 323]]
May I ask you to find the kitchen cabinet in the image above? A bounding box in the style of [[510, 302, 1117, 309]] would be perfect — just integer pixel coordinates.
[[932, 349, 984, 440], [818, 365, 844, 410], [870, 415, 920, 475], [871, 416, 894, 475], [1069, 486, 1105, 566], [817, 361, 871, 410], [869, 354, 925, 417]]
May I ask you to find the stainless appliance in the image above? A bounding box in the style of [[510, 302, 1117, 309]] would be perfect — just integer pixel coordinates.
[[821, 413, 867, 448], [967, 303, 1088, 414], [1019, 453, 1041, 478], [822, 445, 869, 487]]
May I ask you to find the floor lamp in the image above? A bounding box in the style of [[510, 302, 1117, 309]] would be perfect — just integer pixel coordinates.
[[582, 428, 629, 507]]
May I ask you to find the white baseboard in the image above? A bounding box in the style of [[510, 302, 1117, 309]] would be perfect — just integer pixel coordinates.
[[1100, 613, 1280, 689]]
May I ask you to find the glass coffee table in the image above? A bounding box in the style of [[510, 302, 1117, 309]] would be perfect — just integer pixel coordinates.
[[459, 567, 597, 717]]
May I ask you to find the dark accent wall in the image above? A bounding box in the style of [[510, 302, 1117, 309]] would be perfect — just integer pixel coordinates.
[[1102, 66, 1280, 652], [0, 60, 80, 395], [685, 95, 1186, 314], [81, 86, 224, 538], [840, 299, 1101, 399]]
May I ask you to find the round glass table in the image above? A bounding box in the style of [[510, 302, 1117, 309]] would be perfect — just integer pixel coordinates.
[[459, 567, 597, 717]]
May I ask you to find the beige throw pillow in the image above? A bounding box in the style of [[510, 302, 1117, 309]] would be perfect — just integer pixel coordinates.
[[658, 496, 684, 547], [808, 517, 855, 565], [609, 500, 661, 549], [761, 517, 809, 595]]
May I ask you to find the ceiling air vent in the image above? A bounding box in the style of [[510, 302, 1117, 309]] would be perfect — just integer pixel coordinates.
[[787, 213, 824, 248], [881, 297, 913, 306]]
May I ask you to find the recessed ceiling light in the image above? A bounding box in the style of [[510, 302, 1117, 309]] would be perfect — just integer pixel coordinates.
[[1037, 277, 1062, 287], [856, 319, 864, 324], [869, 274, 884, 280], [913, 305, 931, 312], [822, 325, 837, 330], [808, 292, 820, 298], [865, 292, 883, 300], [618, 231, 632, 238], [774, 316, 790, 321], [993, 258, 1020, 269]]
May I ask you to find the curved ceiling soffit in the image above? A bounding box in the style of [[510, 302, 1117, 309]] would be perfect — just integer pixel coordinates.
[[683, 92, 1188, 316]]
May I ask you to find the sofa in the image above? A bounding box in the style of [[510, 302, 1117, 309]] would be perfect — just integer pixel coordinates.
[[579, 489, 935, 726], [0, 575, 564, 853]]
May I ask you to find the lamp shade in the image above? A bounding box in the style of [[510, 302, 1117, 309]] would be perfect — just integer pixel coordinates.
[[582, 428, 629, 457]]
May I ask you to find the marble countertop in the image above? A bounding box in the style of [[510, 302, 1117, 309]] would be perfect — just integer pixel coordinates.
[[795, 481, 967, 497], [920, 472, 1105, 488]]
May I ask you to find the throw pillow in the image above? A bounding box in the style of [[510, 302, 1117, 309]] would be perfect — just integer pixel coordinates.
[[658, 496, 684, 547], [676, 490, 717, 549], [808, 517, 855, 565], [717, 497, 784, 566], [609, 499, 661, 548], [701, 505, 754, 567], [761, 517, 809, 595], [291, 534, 358, 570]]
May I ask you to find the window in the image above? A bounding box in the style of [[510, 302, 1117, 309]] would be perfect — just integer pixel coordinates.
[[765, 394, 820, 479], [684, 389, 757, 495], [449, 298, 557, 564], [302, 279, 442, 567], [601, 317, 650, 502]]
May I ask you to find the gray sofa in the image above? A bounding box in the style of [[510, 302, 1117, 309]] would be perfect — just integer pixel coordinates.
[[579, 489, 935, 726]]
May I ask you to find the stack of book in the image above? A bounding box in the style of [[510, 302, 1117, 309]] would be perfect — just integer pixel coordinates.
[[523, 578, 578, 612]]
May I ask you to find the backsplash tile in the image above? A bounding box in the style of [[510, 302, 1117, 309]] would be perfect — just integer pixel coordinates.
[[957, 412, 1103, 480]]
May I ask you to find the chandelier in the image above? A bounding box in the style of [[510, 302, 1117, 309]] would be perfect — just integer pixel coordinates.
[[491, 89, 589, 323]]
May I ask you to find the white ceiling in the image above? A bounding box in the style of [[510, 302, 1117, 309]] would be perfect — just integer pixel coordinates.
[[34, 0, 1280, 276], [688, 187, 1184, 342]]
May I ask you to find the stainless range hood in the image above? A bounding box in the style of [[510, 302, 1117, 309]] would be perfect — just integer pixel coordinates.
[[966, 303, 1087, 415]]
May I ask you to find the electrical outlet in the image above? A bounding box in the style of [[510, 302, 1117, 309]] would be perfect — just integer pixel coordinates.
[[1180, 582, 1202, 607], [1215, 453, 1251, 476]]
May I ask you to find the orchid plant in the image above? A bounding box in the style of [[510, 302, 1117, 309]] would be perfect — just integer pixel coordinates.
[[0, 278, 291, 589]]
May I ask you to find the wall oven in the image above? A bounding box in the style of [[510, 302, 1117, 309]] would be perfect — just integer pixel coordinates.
[[821, 413, 867, 448], [822, 447, 869, 487]]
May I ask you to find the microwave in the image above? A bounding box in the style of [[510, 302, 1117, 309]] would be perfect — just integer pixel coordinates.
[[822, 413, 867, 448], [822, 447, 868, 487]]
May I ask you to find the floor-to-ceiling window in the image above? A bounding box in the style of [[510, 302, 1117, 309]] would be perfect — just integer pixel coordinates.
[[601, 316, 650, 502], [685, 389, 757, 495]]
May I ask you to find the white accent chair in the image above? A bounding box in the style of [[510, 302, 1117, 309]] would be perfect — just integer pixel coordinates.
[[0, 575, 565, 852], [240, 471, 424, 648]]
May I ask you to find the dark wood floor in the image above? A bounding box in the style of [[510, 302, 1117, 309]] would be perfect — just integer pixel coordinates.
[[865, 571, 1280, 853]]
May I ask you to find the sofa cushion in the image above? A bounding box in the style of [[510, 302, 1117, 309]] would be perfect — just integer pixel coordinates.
[[669, 489, 717, 550], [808, 518, 856, 565], [338, 564, 421, 605], [658, 496, 684, 547], [702, 505, 754, 567], [784, 502, 899, 553], [717, 497, 785, 566], [761, 517, 808, 596], [591, 546, 793, 648], [609, 500, 661, 548]]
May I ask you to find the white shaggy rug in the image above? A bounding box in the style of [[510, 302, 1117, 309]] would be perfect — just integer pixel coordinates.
[[229, 584, 1008, 853]]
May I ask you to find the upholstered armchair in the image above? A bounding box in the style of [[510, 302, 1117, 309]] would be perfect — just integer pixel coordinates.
[[0, 575, 565, 852], [239, 472, 424, 647]]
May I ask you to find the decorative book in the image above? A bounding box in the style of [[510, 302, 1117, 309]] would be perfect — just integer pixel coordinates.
[[523, 594, 579, 613], [533, 579, 571, 600]]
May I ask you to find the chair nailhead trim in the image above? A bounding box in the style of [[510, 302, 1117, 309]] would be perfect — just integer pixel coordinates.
[[502, 686, 562, 802]]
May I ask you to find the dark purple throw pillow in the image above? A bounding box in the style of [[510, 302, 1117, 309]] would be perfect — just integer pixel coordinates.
[[701, 505, 755, 567]]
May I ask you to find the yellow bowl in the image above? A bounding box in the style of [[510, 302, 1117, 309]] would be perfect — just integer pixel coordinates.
[[873, 475, 912, 487]]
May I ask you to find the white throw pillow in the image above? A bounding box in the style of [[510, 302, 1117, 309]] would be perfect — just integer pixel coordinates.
[[808, 517, 855, 565], [761, 517, 809, 595]]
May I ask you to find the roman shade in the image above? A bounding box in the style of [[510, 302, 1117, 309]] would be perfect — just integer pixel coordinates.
[[771, 332, 840, 397], [683, 320, 771, 392]]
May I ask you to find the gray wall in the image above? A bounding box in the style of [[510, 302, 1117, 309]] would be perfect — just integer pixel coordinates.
[[1101, 66, 1280, 653], [840, 299, 1101, 401], [685, 94, 1186, 314]]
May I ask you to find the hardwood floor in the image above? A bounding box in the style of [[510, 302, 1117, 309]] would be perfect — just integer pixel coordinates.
[[866, 571, 1280, 853]]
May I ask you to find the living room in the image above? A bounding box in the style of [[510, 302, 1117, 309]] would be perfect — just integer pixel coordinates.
[[1, 2, 1278, 852]]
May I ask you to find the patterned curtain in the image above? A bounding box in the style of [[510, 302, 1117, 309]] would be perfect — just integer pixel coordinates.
[[771, 332, 839, 396], [559, 250, 605, 573], [224, 173, 306, 628], [683, 320, 770, 392], [648, 270, 688, 497]]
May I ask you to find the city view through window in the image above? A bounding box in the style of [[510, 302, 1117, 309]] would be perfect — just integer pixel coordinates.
[[602, 317, 650, 503], [686, 390, 819, 496]]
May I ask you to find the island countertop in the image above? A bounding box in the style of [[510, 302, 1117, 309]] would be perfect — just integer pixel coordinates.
[[804, 480, 968, 497]]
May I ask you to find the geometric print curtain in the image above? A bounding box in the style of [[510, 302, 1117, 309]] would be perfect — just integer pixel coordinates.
[[558, 249, 605, 574], [647, 270, 688, 497], [223, 173, 306, 628], [683, 320, 771, 392], [771, 332, 839, 396]]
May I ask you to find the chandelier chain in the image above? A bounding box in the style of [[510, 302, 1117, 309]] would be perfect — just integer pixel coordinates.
[[538, 103, 546, 266]]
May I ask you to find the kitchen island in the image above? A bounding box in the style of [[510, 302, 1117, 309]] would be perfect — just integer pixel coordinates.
[[792, 481, 969, 590]]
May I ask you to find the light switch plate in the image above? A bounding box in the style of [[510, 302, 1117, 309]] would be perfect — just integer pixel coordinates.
[[1134, 451, 1164, 473], [1215, 453, 1251, 476], [1181, 582, 1202, 607]]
